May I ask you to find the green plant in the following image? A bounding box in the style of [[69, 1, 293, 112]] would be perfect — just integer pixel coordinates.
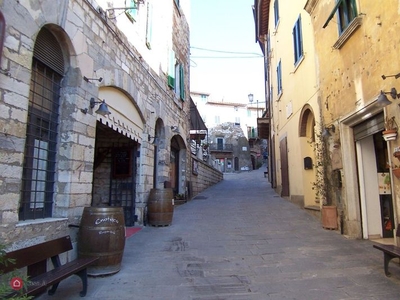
[[309, 130, 334, 206], [384, 116, 398, 131], [0, 244, 32, 300], [175, 193, 185, 200]]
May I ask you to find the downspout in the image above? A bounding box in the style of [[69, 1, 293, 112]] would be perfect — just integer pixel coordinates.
[[0, 10, 6, 65]]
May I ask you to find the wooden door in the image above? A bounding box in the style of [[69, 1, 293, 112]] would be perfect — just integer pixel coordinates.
[[280, 137, 290, 197]]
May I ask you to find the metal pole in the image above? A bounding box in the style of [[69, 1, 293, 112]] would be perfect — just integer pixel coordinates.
[[257, 100, 259, 118]]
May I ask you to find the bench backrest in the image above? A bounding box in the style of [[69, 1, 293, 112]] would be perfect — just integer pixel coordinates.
[[0, 236, 73, 274]]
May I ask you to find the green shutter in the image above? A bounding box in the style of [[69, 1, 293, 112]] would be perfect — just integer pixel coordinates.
[[146, 3, 153, 49], [168, 49, 175, 88], [125, 0, 138, 23], [322, 0, 344, 28], [180, 64, 185, 100]]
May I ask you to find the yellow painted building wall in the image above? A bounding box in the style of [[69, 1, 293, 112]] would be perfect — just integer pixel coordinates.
[[307, 0, 400, 237], [268, 0, 320, 206]]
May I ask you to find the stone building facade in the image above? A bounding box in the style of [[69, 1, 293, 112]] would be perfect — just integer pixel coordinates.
[[254, 0, 321, 208], [0, 0, 191, 249]]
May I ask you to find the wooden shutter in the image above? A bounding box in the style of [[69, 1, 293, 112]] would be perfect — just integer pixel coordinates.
[[168, 49, 175, 88], [125, 0, 138, 23], [33, 27, 64, 75], [179, 64, 185, 100], [146, 3, 153, 49]]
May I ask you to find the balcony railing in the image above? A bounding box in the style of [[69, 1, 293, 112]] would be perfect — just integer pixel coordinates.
[[209, 143, 233, 152]]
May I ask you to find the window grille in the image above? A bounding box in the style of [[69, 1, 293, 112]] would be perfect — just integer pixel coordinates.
[[20, 59, 61, 220]]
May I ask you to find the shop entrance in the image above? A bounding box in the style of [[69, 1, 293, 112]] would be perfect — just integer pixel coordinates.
[[355, 114, 394, 239]]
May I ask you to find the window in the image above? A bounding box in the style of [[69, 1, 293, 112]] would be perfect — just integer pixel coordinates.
[[234, 117, 240, 126], [217, 138, 223, 150], [276, 60, 282, 95], [125, 0, 138, 23], [20, 59, 61, 220], [337, 0, 357, 33], [323, 0, 357, 33], [215, 116, 220, 124], [274, 0, 280, 28], [174, 63, 185, 100], [293, 15, 303, 65], [20, 28, 63, 221], [168, 50, 185, 101]]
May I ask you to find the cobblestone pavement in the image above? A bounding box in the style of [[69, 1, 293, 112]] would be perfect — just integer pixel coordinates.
[[37, 166, 400, 299]]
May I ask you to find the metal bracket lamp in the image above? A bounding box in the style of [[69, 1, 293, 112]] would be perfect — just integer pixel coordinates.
[[171, 126, 180, 133], [83, 76, 102, 83], [376, 88, 400, 107], [322, 124, 335, 138], [81, 97, 111, 116], [248, 93, 254, 103], [381, 73, 400, 80], [148, 135, 158, 145]]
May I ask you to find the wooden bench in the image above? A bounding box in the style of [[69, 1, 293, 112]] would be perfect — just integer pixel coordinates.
[[373, 227, 400, 277], [0, 235, 98, 297]]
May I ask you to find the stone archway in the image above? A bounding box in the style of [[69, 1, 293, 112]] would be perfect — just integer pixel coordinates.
[[169, 135, 187, 196]]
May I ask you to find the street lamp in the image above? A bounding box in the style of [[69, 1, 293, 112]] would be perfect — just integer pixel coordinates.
[[247, 94, 259, 117]]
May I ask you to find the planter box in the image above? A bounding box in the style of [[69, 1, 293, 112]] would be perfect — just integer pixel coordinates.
[[322, 205, 338, 230]]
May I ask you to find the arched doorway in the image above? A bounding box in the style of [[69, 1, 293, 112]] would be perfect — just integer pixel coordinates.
[[92, 87, 145, 226], [170, 135, 187, 197], [299, 106, 317, 208]]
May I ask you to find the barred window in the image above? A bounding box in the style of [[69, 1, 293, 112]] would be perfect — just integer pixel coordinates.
[[20, 28, 63, 220]]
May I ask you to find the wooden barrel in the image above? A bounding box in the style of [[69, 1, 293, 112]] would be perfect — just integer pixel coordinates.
[[78, 207, 126, 276], [147, 188, 174, 226]]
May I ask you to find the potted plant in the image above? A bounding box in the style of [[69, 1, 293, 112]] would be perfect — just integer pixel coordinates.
[[382, 116, 398, 141], [392, 166, 400, 179]]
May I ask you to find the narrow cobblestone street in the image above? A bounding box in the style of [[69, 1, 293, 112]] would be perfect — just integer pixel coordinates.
[[38, 167, 400, 299]]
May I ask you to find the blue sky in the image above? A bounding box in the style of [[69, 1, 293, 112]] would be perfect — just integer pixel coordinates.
[[189, 0, 265, 104]]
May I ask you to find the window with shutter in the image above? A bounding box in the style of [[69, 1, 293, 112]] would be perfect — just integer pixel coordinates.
[[179, 64, 185, 101], [293, 15, 303, 65], [20, 27, 63, 220], [168, 49, 175, 88], [125, 0, 138, 23], [146, 3, 153, 49]]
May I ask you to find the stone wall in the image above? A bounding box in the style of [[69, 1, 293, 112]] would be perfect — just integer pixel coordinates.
[[0, 0, 190, 248], [189, 156, 223, 198]]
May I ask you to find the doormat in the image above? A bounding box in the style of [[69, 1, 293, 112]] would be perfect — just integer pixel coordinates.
[[125, 227, 142, 239]]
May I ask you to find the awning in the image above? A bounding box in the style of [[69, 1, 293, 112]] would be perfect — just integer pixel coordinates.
[[190, 97, 208, 142], [98, 88, 144, 142], [190, 97, 207, 131]]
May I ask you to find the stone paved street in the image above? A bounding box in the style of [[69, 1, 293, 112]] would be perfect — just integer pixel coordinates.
[[37, 166, 400, 299]]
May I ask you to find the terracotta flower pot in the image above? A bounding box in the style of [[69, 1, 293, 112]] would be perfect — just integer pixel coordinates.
[[394, 151, 400, 161], [392, 168, 400, 179], [321, 205, 338, 230], [382, 129, 397, 141]]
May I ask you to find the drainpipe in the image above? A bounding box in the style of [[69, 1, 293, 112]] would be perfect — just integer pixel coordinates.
[[0, 11, 5, 65]]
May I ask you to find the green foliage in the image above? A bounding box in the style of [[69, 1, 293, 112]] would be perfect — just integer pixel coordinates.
[[0, 244, 33, 300]]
